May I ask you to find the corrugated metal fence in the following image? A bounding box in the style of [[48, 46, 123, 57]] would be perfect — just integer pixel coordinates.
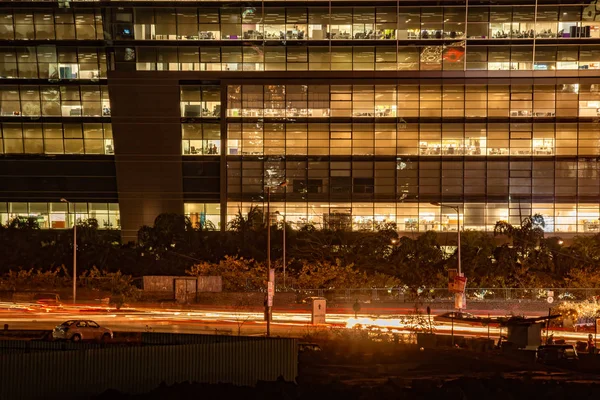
[[0, 336, 298, 400], [0, 340, 103, 355]]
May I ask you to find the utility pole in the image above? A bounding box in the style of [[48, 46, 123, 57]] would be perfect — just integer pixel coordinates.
[[431, 202, 464, 310], [61, 198, 76, 303]]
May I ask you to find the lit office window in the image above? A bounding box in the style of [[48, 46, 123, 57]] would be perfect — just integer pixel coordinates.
[[182, 123, 220, 155], [0, 9, 103, 40], [0, 85, 110, 117], [224, 200, 600, 234], [0, 122, 113, 155], [184, 203, 220, 230], [0, 202, 119, 230], [180, 86, 221, 118]]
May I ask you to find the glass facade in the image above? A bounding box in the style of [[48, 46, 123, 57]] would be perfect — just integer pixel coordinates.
[[0, 9, 104, 40], [184, 203, 221, 230], [224, 83, 599, 120], [182, 123, 221, 155], [226, 158, 600, 201], [223, 120, 600, 157], [0, 46, 107, 80], [0, 122, 113, 155], [116, 5, 600, 44], [5, 0, 600, 235], [227, 201, 600, 234], [0, 85, 110, 117], [2, 4, 116, 226], [106, 4, 600, 72], [131, 44, 600, 72], [0, 202, 120, 229]]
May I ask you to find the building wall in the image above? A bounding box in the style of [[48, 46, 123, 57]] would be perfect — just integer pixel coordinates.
[[108, 73, 184, 242], [3, 1, 600, 238]]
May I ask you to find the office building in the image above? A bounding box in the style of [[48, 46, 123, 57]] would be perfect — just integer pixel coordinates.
[[2, 0, 600, 242]]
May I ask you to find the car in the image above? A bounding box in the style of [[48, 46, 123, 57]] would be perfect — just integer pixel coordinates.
[[536, 344, 579, 365], [52, 320, 113, 342], [433, 312, 480, 324], [33, 293, 62, 311], [299, 343, 322, 352]]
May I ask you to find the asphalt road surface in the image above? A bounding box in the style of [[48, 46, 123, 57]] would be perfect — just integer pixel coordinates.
[[0, 302, 592, 342]]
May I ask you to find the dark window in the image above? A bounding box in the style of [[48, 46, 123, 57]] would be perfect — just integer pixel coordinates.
[[294, 179, 323, 193], [331, 177, 352, 193], [353, 177, 374, 193]]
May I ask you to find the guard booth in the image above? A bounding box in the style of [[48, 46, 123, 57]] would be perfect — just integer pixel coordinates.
[[310, 297, 327, 325], [506, 321, 543, 349]]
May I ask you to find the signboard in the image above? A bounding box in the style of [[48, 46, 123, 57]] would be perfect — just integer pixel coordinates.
[[267, 281, 274, 307], [448, 269, 457, 291], [449, 270, 467, 294], [311, 298, 326, 325], [454, 275, 467, 293]]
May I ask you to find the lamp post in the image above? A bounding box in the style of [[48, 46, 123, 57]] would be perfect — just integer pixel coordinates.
[[431, 201, 463, 310], [60, 198, 76, 303], [275, 210, 286, 289], [265, 180, 287, 337]]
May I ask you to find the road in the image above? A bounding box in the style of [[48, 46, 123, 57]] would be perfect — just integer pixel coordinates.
[[0, 302, 593, 343]]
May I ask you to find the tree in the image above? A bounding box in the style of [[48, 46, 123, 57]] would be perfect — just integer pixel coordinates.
[[450, 231, 498, 287], [225, 206, 268, 260], [8, 217, 40, 230], [389, 231, 445, 291], [295, 260, 400, 289], [494, 214, 545, 253], [0, 266, 69, 291], [186, 256, 266, 291], [72, 219, 122, 274], [493, 214, 550, 287], [138, 213, 194, 254], [291, 225, 398, 273], [79, 267, 140, 309], [136, 213, 214, 275]]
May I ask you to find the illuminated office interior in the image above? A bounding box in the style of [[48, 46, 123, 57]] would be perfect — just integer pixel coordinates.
[[3, 0, 600, 239]]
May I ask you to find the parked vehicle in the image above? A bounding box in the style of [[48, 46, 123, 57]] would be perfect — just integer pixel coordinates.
[[52, 320, 113, 342], [536, 344, 579, 365], [434, 312, 482, 325], [299, 343, 322, 352], [33, 293, 62, 310]]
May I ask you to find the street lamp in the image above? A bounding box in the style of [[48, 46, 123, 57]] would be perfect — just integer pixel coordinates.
[[275, 210, 287, 289], [431, 201, 463, 310], [60, 198, 76, 303], [265, 180, 287, 337]]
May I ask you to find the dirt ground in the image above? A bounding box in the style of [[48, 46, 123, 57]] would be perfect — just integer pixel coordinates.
[[297, 335, 600, 386], [96, 345, 600, 400]]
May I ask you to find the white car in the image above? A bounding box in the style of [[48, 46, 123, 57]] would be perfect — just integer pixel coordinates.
[[52, 320, 113, 342]]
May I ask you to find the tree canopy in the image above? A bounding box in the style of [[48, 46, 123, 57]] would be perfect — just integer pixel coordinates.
[[1, 211, 600, 290]]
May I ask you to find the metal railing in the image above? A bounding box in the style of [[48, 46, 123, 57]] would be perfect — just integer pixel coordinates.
[[288, 287, 600, 303]]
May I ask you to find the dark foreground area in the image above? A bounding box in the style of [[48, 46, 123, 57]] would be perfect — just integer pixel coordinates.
[[93, 340, 600, 400], [96, 376, 600, 400]]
